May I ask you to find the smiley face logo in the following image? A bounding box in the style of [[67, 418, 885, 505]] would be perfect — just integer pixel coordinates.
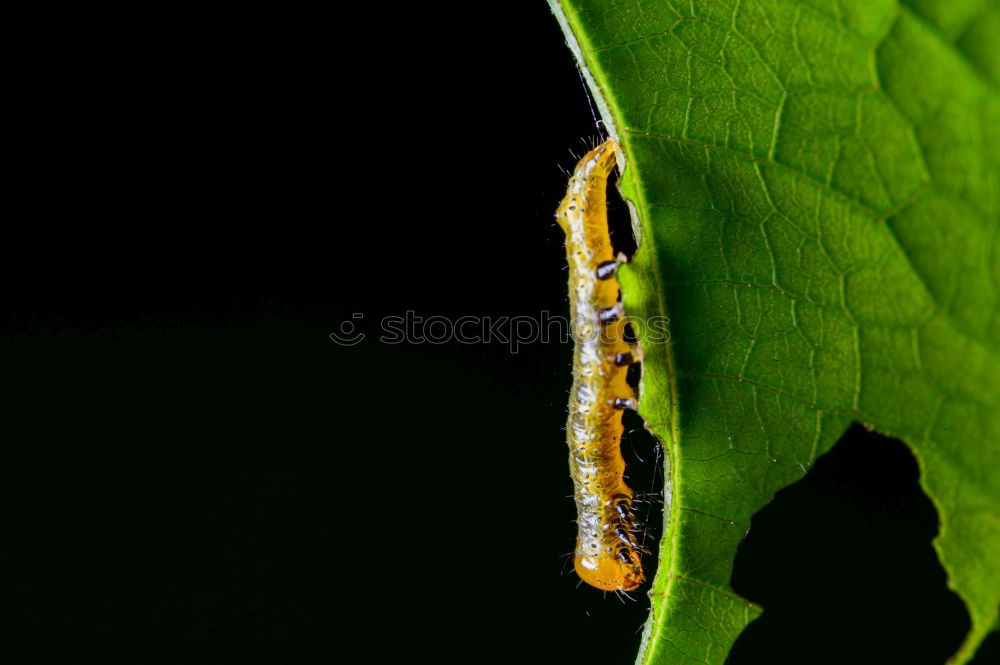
[[329, 313, 365, 346]]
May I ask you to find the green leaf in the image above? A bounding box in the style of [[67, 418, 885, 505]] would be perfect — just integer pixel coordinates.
[[548, 1, 1000, 662]]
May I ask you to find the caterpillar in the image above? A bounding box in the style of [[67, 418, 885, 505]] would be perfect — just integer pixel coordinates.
[[556, 139, 645, 592]]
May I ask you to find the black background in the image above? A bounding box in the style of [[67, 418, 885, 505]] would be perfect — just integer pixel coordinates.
[[4, 3, 995, 664]]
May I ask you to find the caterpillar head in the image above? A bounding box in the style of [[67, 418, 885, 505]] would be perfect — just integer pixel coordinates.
[[574, 550, 644, 591]]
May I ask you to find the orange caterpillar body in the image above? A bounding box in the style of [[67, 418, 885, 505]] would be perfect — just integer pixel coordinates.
[[556, 140, 644, 592]]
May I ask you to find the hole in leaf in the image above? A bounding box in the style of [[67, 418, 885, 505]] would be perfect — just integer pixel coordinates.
[[606, 167, 637, 259], [726, 423, 970, 665], [620, 408, 663, 555], [968, 627, 1000, 664]]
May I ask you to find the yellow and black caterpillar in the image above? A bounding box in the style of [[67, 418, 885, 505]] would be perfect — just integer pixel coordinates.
[[556, 139, 644, 592]]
